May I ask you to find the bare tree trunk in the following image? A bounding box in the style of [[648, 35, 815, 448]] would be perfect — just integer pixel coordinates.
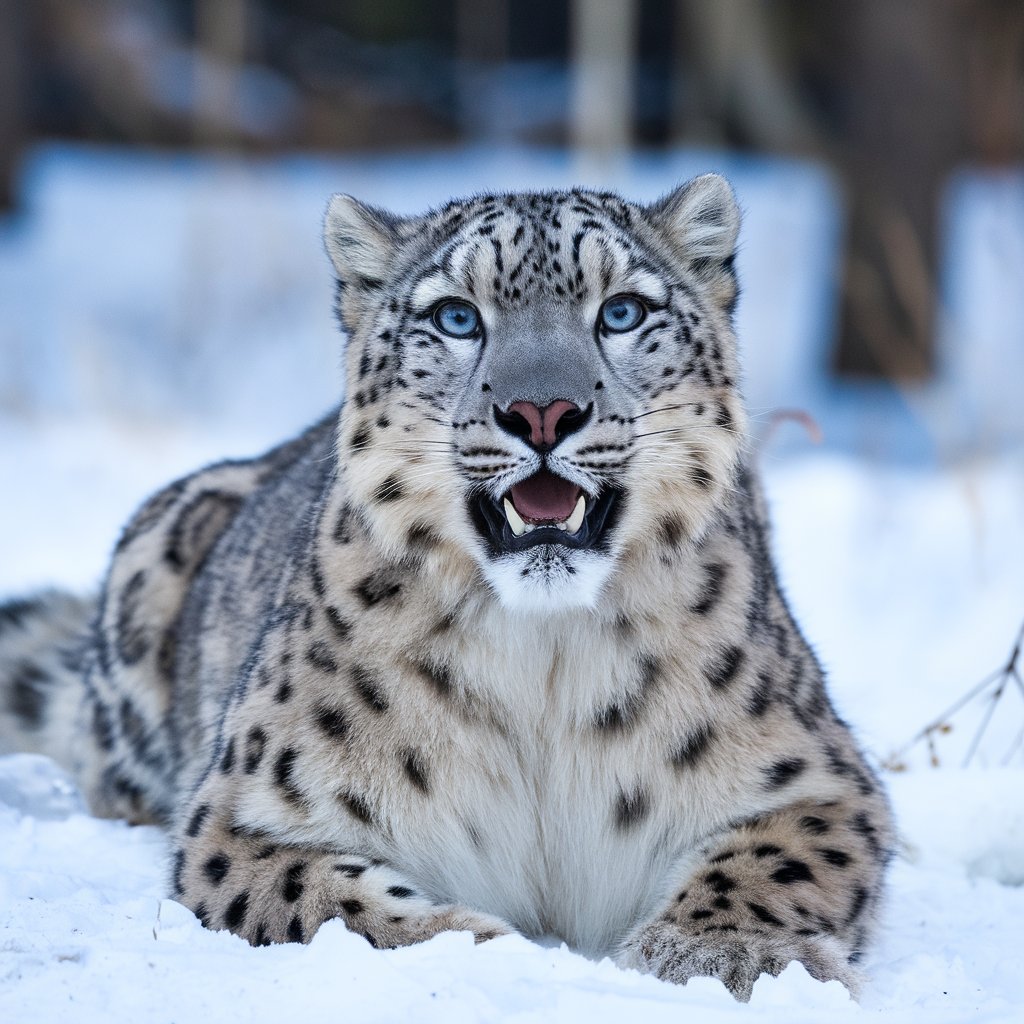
[[830, 0, 969, 380], [455, 0, 509, 139], [195, 0, 248, 148], [456, 0, 509, 67], [571, 0, 638, 160], [670, 0, 815, 152], [0, 0, 25, 210], [670, 0, 1009, 383]]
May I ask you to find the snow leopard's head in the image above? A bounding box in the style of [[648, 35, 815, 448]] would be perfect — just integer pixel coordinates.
[[326, 177, 746, 612]]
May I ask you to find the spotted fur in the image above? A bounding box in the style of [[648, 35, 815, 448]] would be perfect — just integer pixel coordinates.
[[0, 176, 893, 1000]]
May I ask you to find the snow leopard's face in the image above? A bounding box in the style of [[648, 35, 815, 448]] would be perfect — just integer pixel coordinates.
[[327, 178, 746, 611]]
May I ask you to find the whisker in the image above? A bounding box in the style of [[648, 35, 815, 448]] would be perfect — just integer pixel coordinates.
[[633, 423, 748, 440], [632, 428, 695, 441], [629, 404, 690, 420], [346, 441, 452, 456]]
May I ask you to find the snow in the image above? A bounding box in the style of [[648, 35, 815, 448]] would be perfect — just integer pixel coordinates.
[[2, 749, 1022, 1022], [1, 144, 1023, 1021]]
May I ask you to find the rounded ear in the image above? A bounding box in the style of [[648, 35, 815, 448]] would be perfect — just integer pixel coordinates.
[[324, 195, 407, 331], [648, 174, 741, 274], [323, 194, 402, 285]]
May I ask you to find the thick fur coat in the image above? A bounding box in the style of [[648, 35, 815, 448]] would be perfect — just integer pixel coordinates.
[[0, 176, 893, 1000]]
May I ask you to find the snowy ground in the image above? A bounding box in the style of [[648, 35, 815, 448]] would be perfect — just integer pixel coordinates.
[[1, 145, 1023, 1021], [2, 758, 1021, 1024]]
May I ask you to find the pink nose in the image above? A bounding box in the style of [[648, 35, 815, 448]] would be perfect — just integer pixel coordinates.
[[506, 400, 580, 448]]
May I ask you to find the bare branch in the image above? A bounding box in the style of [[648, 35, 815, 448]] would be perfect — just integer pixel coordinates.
[[883, 617, 1024, 771]]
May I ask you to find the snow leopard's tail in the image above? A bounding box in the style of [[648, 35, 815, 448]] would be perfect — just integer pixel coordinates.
[[0, 590, 95, 771]]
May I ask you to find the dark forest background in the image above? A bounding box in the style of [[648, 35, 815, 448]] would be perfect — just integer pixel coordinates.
[[1, 0, 1022, 383]]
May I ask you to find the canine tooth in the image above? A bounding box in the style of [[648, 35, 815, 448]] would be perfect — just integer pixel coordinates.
[[566, 495, 586, 534], [503, 498, 527, 537]]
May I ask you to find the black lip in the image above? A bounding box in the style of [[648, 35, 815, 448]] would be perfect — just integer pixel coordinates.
[[469, 482, 624, 557]]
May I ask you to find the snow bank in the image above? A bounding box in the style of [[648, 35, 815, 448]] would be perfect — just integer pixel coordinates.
[[2, 752, 1022, 1023]]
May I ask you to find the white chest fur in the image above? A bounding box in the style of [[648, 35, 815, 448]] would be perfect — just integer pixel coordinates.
[[367, 603, 725, 956], [256, 545, 781, 957]]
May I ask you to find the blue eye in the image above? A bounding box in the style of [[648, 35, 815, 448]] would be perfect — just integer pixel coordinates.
[[433, 300, 481, 338], [599, 295, 646, 333]]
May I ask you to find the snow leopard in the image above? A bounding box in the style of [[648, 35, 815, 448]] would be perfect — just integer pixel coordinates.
[[0, 175, 893, 1001]]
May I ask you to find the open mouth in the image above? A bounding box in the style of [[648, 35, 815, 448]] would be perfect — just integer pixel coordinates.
[[469, 469, 623, 555]]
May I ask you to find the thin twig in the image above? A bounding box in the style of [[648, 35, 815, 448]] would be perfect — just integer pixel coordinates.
[[1002, 722, 1024, 767], [759, 408, 824, 450], [883, 617, 1024, 771]]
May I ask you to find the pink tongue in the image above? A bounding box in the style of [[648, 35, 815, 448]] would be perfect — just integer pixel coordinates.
[[509, 471, 581, 523]]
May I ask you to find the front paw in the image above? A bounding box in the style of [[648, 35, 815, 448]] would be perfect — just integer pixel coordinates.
[[616, 921, 858, 1002], [326, 860, 513, 950], [358, 904, 513, 949]]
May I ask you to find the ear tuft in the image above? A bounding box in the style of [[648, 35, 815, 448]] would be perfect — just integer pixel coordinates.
[[324, 194, 400, 284], [649, 174, 740, 272]]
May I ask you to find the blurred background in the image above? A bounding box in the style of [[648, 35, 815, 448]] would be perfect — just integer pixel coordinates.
[[0, 0, 1022, 766]]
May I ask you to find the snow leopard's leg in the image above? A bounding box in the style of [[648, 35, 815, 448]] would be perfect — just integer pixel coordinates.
[[172, 771, 511, 947], [617, 793, 895, 1001]]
